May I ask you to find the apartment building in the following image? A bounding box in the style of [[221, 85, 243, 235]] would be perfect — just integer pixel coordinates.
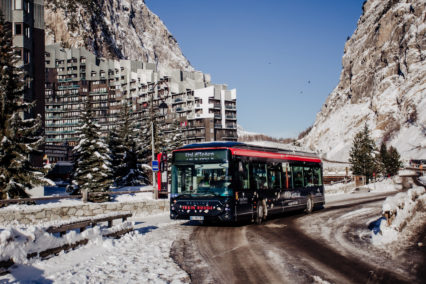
[[44, 45, 237, 162], [0, 0, 45, 165]]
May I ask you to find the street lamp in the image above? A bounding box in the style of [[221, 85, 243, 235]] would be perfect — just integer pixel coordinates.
[[148, 81, 169, 199], [158, 101, 168, 116]]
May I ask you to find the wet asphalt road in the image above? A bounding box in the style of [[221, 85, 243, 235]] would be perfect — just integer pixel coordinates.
[[171, 192, 425, 284]]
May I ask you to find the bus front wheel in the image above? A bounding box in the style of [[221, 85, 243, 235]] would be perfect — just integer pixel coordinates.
[[306, 195, 314, 214]]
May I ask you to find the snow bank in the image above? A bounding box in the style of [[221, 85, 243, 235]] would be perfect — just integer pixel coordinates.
[[0, 220, 132, 263], [0, 215, 189, 283], [372, 186, 426, 245], [324, 178, 398, 195]]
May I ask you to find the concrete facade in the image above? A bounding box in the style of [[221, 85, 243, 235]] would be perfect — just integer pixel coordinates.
[[0, 0, 45, 166], [44, 45, 237, 162], [0, 199, 170, 225]]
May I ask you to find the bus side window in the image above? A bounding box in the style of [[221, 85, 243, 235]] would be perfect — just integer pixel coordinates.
[[304, 166, 314, 187], [281, 162, 293, 189], [252, 162, 268, 190], [267, 163, 281, 189], [292, 166, 304, 188], [237, 160, 250, 190], [313, 166, 322, 186]]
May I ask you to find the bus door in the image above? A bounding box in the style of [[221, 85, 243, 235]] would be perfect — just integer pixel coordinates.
[[234, 159, 253, 219], [251, 162, 277, 213], [267, 163, 284, 212]]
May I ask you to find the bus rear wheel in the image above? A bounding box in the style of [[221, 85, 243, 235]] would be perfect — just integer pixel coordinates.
[[306, 195, 314, 214]]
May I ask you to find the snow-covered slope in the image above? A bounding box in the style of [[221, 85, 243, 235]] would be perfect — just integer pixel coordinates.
[[301, 0, 425, 161], [44, 0, 193, 73]]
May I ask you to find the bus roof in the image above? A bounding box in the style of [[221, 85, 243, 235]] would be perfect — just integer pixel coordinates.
[[176, 141, 321, 162]]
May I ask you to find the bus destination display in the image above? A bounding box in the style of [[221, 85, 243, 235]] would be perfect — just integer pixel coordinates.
[[174, 150, 227, 163]]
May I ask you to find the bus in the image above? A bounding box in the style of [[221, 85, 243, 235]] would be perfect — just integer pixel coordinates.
[[170, 142, 324, 224]]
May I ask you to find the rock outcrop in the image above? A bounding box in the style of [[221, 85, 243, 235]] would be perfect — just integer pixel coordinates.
[[44, 0, 193, 72], [301, 0, 425, 161]]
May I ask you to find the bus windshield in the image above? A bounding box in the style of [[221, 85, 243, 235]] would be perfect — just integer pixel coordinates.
[[171, 163, 232, 197]]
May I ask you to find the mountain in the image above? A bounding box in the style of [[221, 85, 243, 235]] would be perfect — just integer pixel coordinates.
[[237, 125, 296, 144], [44, 0, 193, 72], [301, 0, 425, 161]]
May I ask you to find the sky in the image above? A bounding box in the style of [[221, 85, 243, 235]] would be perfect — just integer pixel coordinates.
[[146, 0, 366, 139]]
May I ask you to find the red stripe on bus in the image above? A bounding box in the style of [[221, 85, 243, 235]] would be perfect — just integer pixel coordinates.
[[173, 147, 229, 152], [173, 147, 321, 163], [229, 148, 321, 163]]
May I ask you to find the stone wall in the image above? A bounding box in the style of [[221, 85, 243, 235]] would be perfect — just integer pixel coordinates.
[[0, 200, 170, 226]]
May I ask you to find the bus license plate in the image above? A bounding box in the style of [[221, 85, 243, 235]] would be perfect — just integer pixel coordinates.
[[190, 216, 204, 221]]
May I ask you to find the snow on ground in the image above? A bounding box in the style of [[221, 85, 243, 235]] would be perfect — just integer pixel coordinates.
[[324, 177, 398, 196], [372, 186, 426, 246], [0, 179, 423, 283], [0, 214, 191, 283]]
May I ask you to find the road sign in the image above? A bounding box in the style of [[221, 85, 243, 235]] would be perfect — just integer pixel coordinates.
[[152, 160, 159, 172]]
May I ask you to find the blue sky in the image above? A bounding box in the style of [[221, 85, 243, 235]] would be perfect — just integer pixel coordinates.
[[146, 0, 365, 138]]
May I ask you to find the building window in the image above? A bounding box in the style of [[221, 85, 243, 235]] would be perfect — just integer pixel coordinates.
[[15, 23, 22, 35], [14, 48, 22, 60], [24, 0, 30, 13], [25, 76, 31, 88], [24, 49, 30, 64], [24, 26, 30, 38], [14, 0, 22, 10]]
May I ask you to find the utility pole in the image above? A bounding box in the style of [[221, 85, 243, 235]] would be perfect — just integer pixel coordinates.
[[152, 120, 158, 199], [148, 80, 168, 200], [150, 84, 158, 199]]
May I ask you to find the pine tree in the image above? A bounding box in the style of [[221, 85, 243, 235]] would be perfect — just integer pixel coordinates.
[[377, 142, 402, 177], [72, 101, 113, 202], [135, 111, 185, 186], [107, 125, 122, 180], [386, 146, 402, 176], [112, 104, 148, 186], [0, 13, 49, 200], [158, 120, 184, 161], [377, 142, 389, 176], [349, 124, 376, 183]]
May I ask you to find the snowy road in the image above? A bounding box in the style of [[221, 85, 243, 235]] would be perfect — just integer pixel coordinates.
[[171, 191, 425, 284]]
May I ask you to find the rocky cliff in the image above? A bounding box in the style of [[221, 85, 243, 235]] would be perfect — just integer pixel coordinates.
[[301, 0, 425, 161], [44, 0, 193, 72]]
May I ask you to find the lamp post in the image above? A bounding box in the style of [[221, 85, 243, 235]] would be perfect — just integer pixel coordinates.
[[148, 81, 169, 199]]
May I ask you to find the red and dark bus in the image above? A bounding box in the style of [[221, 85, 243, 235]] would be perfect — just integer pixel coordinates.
[[170, 142, 324, 223]]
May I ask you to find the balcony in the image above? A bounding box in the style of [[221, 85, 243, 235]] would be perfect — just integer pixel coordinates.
[[226, 115, 237, 120], [186, 123, 205, 129], [58, 78, 74, 83], [46, 108, 64, 113], [225, 105, 236, 110], [46, 122, 79, 127], [58, 85, 80, 90]]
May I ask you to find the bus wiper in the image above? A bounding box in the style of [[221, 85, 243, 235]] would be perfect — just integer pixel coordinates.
[[196, 192, 220, 197]]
